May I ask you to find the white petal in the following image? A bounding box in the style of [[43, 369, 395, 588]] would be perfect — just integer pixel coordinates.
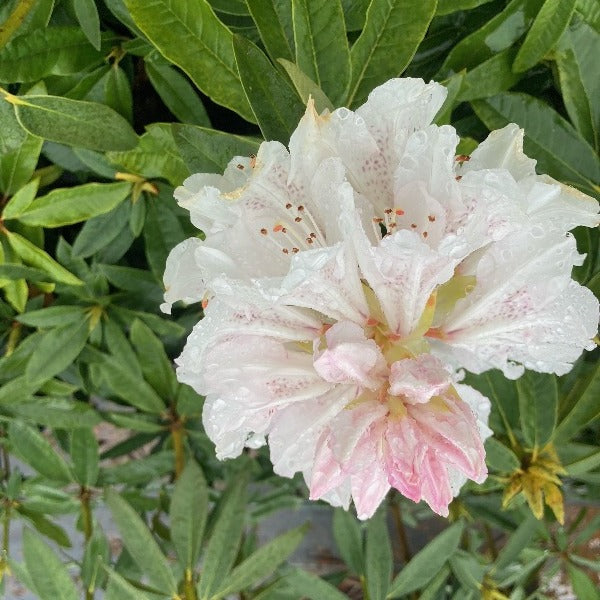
[[161, 238, 205, 313]]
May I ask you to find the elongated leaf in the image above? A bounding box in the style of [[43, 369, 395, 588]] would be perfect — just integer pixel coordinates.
[[16, 305, 86, 328], [0, 133, 43, 196], [145, 60, 210, 127], [246, 0, 294, 62], [73, 0, 101, 49], [11, 399, 101, 429], [348, 0, 437, 107], [105, 568, 151, 600], [124, 0, 253, 121], [233, 34, 305, 143], [213, 524, 307, 598], [332, 508, 363, 575], [25, 319, 90, 383], [2, 178, 39, 220], [278, 58, 334, 113], [513, 0, 577, 72], [22, 529, 78, 600], [555, 360, 600, 441], [436, 0, 494, 14], [517, 371, 558, 449], [485, 437, 520, 473], [472, 92, 600, 192], [99, 451, 173, 485], [441, 0, 545, 73], [493, 513, 539, 571], [5, 93, 138, 151], [96, 354, 166, 414], [556, 21, 600, 150], [8, 421, 73, 483], [130, 319, 177, 401], [279, 568, 348, 600], [105, 489, 177, 595], [567, 564, 600, 600], [292, 0, 350, 103], [197, 474, 248, 599], [15, 181, 131, 227], [388, 521, 464, 597], [170, 461, 209, 571], [0, 263, 54, 284], [70, 428, 99, 487], [0, 26, 102, 81], [172, 123, 259, 174], [105, 65, 133, 122], [365, 509, 392, 600]]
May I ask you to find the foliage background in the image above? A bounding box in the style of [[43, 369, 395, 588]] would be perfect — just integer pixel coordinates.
[[0, 0, 599, 598]]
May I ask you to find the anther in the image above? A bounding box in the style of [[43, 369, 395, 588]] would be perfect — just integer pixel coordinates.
[[285, 203, 292, 209], [273, 224, 284, 232], [410, 223, 417, 229], [395, 209, 405, 216], [260, 228, 268, 235], [384, 208, 393, 214], [282, 248, 289, 254], [297, 205, 304, 211], [428, 215, 436, 222], [292, 247, 299, 253], [294, 217, 302, 222], [236, 163, 244, 170]]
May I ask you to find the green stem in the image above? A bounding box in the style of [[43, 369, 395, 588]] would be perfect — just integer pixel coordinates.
[[391, 499, 412, 563], [183, 569, 197, 600], [80, 487, 93, 542], [0, 0, 38, 49]]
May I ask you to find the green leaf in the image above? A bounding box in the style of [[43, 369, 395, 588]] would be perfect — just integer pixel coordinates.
[[567, 564, 600, 600], [70, 428, 99, 487], [517, 371, 558, 450], [170, 461, 209, 571], [0, 263, 54, 284], [172, 123, 259, 174], [576, 0, 600, 31], [0, 26, 102, 81], [73, 0, 101, 50], [513, 0, 577, 72], [6, 93, 138, 151], [145, 60, 210, 127], [493, 513, 539, 571], [99, 451, 173, 485], [364, 510, 392, 600], [472, 92, 600, 193], [457, 48, 522, 101], [213, 524, 307, 598], [276, 569, 348, 599], [123, 0, 254, 122], [2, 177, 39, 220], [233, 34, 305, 143], [105, 568, 151, 600], [197, 474, 248, 599], [277, 58, 334, 113], [246, 0, 294, 63], [105, 489, 178, 595], [556, 21, 600, 150], [440, 0, 545, 73], [435, 72, 464, 125], [10, 398, 101, 429], [8, 421, 73, 483], [436, 0, 494, 15], [95, 353, 166, 414], [292, 0, 350, 104], [348, 0, 437, 107], [16, 305, 86, 328], [72, 200, 131, 258], [25, 319, 90, 383], [22, 529, 78, 600], [388, 521, 464, 597], [105, 65, 133, 122], [15, 181, 131, 227], [555, 360, 600, 442], [107, 124, 187, 186], [485, 437, 520, 473], [130, 319, 177, 400], [332, 508, 364, 575], [0, 133, 43, 196]]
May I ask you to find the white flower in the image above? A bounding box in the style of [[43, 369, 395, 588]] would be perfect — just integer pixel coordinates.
[[166, 77, 599, 517]]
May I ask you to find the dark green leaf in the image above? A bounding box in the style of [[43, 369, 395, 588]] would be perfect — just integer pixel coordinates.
[[436, 0, 495, 15], [2, 178, 39, 220], [365, 509, 392, 600], [517, 371, 558, 450], [493, 513, 539, 571], [513, 0, 577, 73], [332, 508, 363, 575], [348, 0, 437, 107], [292, 0, 350, 104], [567, 564, 600, 600], [123, 0, 254, 121], [278, 568, 348, 600], [105, 65, 133, 122], [105, 568, 151, 600], [10, 398, 101, 429], [0, 263, 55, 285], [70, 428, 99, 487], [99, 451, 173, 485], [484, 437, 520, 473], [246, 0, 294, 63], [233, 34, 305, 143], [388, 521, 464, 597], [145, 60, 210, 127], [172, 123, 259, 174], [73, 0, 101, 50], [0, 133, 43, 196], [25, 319, 90, 383]]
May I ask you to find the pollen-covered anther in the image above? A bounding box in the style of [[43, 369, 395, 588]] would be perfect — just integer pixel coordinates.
[[294, 216, 302, 222], [273, 224, 284, 232], [395, 208, 405, 216], [455, 154, 470, 163], [260, 228, 268, 235], [428, 215, 436, 222], [291, 247, 300, 253], [285, 203, 292, 209]]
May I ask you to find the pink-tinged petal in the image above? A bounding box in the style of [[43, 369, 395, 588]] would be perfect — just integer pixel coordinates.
[[418, 451, 453, 517], [161, 238, 205, 314], [313, 321, 387, 389], [389, 355, 452, 404], [436, 228, 599, 377], [350, 465, 391, 521], [279, 242, 370, 324]]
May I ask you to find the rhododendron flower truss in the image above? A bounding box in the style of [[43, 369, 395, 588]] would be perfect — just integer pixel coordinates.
[[165, 77, 600, 519]]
